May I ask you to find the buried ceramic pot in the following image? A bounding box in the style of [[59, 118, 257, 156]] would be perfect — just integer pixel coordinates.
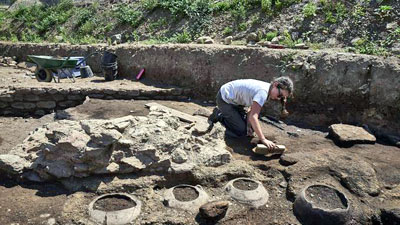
[[224, 177, 269, 208], [293, 184, 351, 225], [163, 184, 210, 213], [88, 193, 141, 225]]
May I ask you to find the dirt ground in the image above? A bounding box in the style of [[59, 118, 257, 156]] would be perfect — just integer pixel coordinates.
[[0, 66, 400, 225]]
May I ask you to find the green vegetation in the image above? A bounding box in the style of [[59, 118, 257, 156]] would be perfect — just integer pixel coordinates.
[[265, 31, 278, 41], [238, 22, 247, 31], [223, 27, 233, 36], [303, 3, 317, 18], [377, 5, 393, 18], [319, 0, 348, 24], [0, 0, 398, 57]]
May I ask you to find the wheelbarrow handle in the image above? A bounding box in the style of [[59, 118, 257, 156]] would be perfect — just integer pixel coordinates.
[[59, 51, 79, 68], [76, 51, 101, 67]]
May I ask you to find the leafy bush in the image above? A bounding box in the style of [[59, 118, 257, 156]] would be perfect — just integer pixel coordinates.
[[160, 0, 191, 17], [141, 0, 159, 11], [20, 30, 42, 42], [223, 27, 233, 36], [265, 31, 278, 41], [114, 4, 143, 28], [303, 3, 317, 18], [377, 5, 393, 18], [0, 10, 6, 27], [238, 22, 247, 31], [280, 30, 296, 47], [212, 0, 231, 12], [231, 2, 247, 21], [354, 38, 387, 56], [352, 4, 366, 19], [261, 0, 272, 13], [320, 0, 347, 24], [79, 20, 96, 35], [171, 30, 191, 43]]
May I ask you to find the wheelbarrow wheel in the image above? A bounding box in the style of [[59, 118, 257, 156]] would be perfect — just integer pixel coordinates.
[[35, 68, 53, 82]]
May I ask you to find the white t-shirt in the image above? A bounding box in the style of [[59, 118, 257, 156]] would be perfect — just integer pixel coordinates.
[[220, 79, 271, 107]]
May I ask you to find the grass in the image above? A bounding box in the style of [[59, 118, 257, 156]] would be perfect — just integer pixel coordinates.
[[303, 3, 317, 18], [0, 0, 397, 57]]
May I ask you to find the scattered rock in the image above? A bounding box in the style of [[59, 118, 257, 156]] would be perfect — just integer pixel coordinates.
[[351, 37, 361, 46], [111, 34, 122, 45], [386, 22, 398, 31], [328, 124, 376, 147], [279, 154, 298, 166], [293, 43, 309, 49], [224, 36, 233, 45], [258, 40, 271, 47], [46, 218, 56, 225], [271, 37, 280, 44], [196, 36, 214, 44], [199, 201, 229, 220], [246, 32, 258, 43]]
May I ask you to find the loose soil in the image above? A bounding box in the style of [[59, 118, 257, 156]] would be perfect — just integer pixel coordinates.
[[93, 195, 136, 211], [306, 185, 347, 210], [173, 186, 199, 202], [233, 179, 258, 191]]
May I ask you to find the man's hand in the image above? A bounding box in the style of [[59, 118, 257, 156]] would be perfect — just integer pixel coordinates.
[[261, 138, 276, 149]]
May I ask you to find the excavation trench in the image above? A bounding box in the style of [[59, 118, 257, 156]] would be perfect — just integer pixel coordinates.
[[0, 45, 400, 225]]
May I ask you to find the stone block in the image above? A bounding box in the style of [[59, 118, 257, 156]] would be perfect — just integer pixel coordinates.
[[31, 88, 47, 95], [67, 95, 84, 101], [0, 95, 13, 102], [35, 110, 46, 117], [88, 93, 104, 99], [47, 88, 58, 95], [328, 124, 376, 146], [58, 100, 78, 108], [104, 89, 116, 95], [136, 97, 150, 100], [128, 90, 140, 97], [24, 94, 39, 101], [17, 87, 31, 94], [70, 89, 81, 95], [52, 94, 65, 101], [0, 102, 9, 108], [36, 101, 56, 109], [11, 102, 25, 109], [11, 102, 36, 110], [58, 89, 70, 95], [14, 94, 23, 101]]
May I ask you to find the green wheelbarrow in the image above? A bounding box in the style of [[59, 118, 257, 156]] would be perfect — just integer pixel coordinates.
[[27, 52, 99, 83]]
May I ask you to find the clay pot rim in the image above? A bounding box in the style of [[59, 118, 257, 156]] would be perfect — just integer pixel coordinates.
[[89, 193, 141, 213], [302, 184, 350, 212], [231, 177, 260, 191], [172, 184, 200, 202]]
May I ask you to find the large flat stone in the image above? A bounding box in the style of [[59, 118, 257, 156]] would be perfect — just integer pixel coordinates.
[[328, 124, 376, 146]]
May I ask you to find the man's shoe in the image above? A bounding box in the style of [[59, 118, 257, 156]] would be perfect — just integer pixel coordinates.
[[208, 107, 221, 123]]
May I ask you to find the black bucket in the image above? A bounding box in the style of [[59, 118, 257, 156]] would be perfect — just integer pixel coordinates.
[[101, 51, 118, 81]]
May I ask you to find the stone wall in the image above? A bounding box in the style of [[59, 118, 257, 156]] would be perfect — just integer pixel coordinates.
[[0, 41, 399, 136], [0, 86, 188, 117]]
